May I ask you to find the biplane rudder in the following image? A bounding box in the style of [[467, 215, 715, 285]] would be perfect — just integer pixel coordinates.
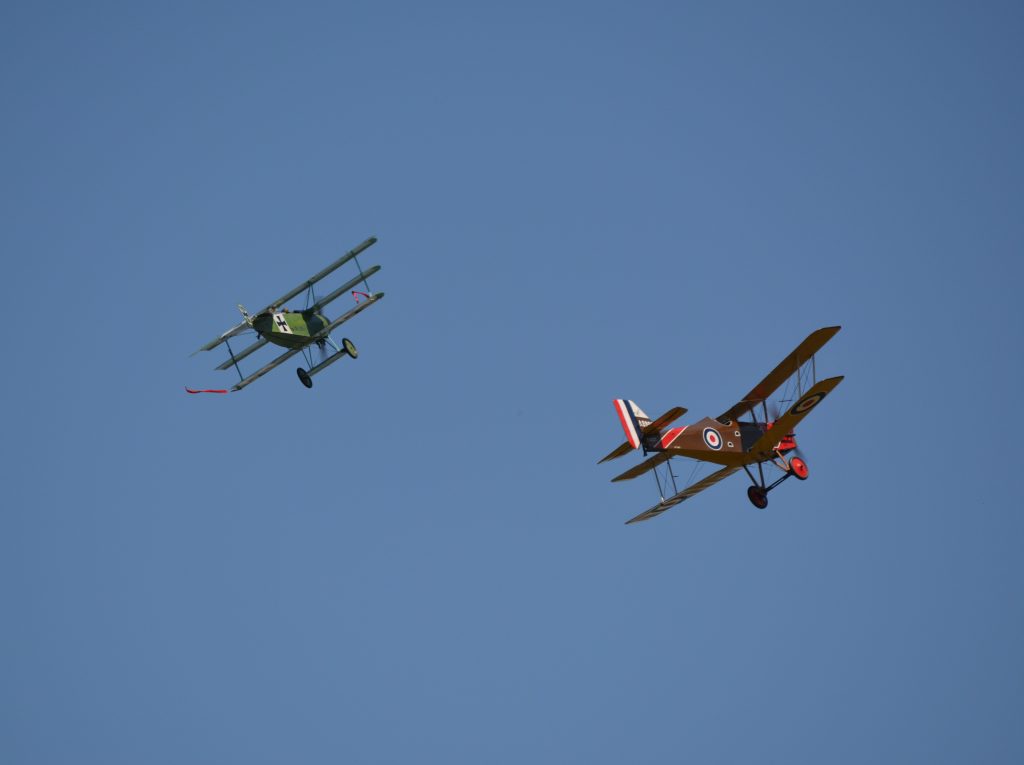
[[613, 399, 650, 450]]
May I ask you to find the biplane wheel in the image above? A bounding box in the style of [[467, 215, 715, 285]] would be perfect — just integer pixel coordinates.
[[747, 485, 769, 509], [789, 457, 809, 480], [342, 337, 358, 359], [297, 368, 313, 388]]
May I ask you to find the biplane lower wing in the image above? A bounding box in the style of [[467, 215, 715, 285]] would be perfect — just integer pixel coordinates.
[[625, 466, 740, 524], [746, 376, 844, 459], [611, 452, 672, 482], [231, 292, 385, 391]]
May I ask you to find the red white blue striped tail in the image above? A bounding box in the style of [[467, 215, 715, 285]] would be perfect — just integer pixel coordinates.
[[613, 399, 650, 450]]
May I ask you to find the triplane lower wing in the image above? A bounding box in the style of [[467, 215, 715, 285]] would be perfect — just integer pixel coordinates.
[[189, 236, 386, 392], [600, 326, 843, 524]]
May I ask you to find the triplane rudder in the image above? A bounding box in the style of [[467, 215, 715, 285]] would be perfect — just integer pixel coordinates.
[[600, 326, 843, 524]]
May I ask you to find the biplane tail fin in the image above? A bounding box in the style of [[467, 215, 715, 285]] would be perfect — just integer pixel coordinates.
[[614, 399, 649, 450]]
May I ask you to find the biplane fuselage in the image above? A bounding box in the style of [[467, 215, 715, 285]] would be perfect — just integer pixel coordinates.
[[251, 309, 332, 350], [642, 417, 796, 468]]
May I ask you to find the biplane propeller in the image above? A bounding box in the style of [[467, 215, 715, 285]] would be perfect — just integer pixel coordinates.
[[600, 326, 843, 524], [189, 236, 385, 392]]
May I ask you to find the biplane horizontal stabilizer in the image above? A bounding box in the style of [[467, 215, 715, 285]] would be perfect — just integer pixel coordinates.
[[611, 452, 672, 482], [625, 466, 740, 524], [598, 442, 634, 464]]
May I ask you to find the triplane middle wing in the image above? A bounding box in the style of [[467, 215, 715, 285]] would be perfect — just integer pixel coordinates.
[[600, 326, 843, 524], [189, 236, 386, 392]]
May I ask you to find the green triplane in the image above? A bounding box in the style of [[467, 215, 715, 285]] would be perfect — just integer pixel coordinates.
[[191, 236, 386, 391]]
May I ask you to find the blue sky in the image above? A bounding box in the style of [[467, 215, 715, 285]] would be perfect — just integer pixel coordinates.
[[2, 1, 1022, 762]]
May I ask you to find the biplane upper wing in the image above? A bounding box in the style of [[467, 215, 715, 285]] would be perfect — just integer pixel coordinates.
[[718, 326, 841, 423], [258, 236, 378, 314], [611, 452, 672, 482], [745, 376, 844, 459], [625, 465, 740, 524], [598, 406, 687, 463]]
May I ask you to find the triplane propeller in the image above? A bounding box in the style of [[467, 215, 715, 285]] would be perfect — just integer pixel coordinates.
[[600, 326, 843, 524], [189, 236, 385, 392]]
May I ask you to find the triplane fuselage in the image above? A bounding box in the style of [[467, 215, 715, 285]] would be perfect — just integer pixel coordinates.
[[251, 308, 332, 350], [601, 326, 843, 524]]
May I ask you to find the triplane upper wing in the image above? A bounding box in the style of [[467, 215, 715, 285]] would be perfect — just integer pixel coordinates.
[[189, 236, 386, 392]]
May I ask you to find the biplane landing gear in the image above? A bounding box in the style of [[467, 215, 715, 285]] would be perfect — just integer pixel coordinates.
[[747, 486, 769, 509], [297, 368, 313, 388], [788, 457, 809, 480]]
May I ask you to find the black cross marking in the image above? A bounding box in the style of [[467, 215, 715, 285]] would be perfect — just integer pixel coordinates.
[[276, 315, 289, 330]]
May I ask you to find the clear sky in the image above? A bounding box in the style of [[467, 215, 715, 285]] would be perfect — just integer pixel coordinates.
[[3, 1, 1022, 762]]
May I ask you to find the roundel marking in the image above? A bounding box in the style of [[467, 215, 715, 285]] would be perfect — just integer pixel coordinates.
[[703, 427, 723, 450], [790, 391, 826, 416]]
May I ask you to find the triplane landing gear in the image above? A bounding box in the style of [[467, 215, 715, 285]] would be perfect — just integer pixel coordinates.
[[296, 337, 358, 390], [743, 455, 810, 508]]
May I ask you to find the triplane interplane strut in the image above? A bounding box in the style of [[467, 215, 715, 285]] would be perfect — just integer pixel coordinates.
[[600, 326, 843, 524], [189, 236, 385, 393]]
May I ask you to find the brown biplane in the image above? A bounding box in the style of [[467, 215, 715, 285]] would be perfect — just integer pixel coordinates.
[[600, 326, 843, 524]]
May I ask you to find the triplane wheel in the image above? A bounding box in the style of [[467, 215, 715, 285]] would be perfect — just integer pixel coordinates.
[[341, 337, 358, 358], [789, 457, 809, 480], [747, 485, 769, 509], [297, 368, 313, 388]]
